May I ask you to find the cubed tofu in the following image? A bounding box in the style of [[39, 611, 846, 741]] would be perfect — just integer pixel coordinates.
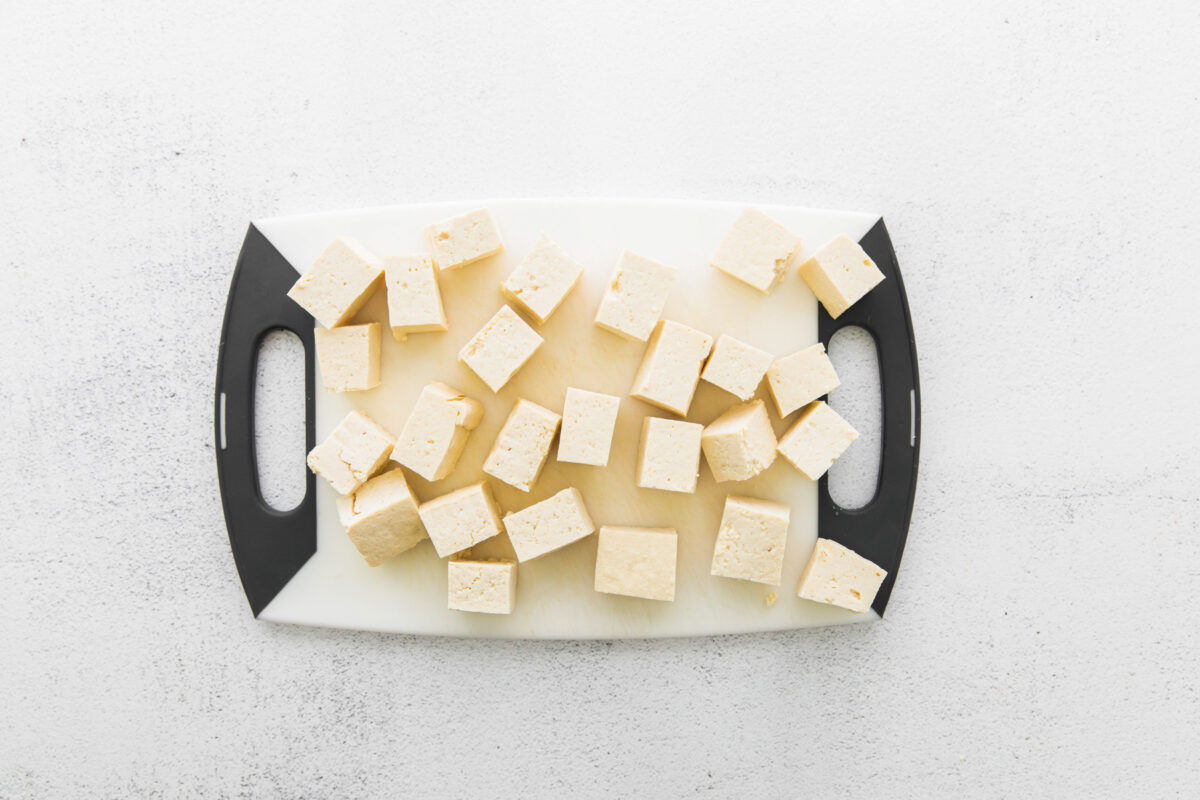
[[594, 526, 677, 601], [710, 207, 802, 294], [418, 481, 504, 558], [776, 400, 858, 480], [766, 343, 840, 417], [391, 382, 484, 482], [307, 410, 395, 495], [424, 208, 504, 270], [503, 487, 596, 562], [501, 234, 584, 324], [314, 322, 381, 392], [798, 234, 885, 319], [710, 495, 790, 585], [796, 538, 887, 613], [458, 305, 544, 392], [593, 250, 676, 341], [636, 417, 703, 493], [482, 399, 562, 492], [700, 333, 773, 401], [287, 237, 384, 329], [384, 254, 447, 341], [557, 387, 620, 466], [447, 560, 517, 614], [335, 468, 426, 566], [700, 400, 777, 482], [629, 320, 713, 416]]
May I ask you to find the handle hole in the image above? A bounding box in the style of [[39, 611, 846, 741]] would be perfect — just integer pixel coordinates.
[[255, 329, 307, 512], [827, 326, 882, 510]]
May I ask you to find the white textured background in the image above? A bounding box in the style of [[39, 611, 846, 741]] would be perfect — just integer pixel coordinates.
[[2, 1, 1198, 797]]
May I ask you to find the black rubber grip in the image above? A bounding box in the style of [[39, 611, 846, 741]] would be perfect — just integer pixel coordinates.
[[818, 218, 921, 616], [214, 225, 317, 616]]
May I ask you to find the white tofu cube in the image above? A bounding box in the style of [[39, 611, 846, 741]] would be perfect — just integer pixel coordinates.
[[766, 343, 840, 417], [710, 495, 790, 585], [458, 305, 544, 392], [701, 400, 777, 482], [700, 333, 773, 401], [636, 417, 703, 493], [594, 526, 677, 602], [796, 538, 887, 613], [798, 234, 885, 319], [593, 251, 676, 341], [557, 387, 620, 466], [418, 481, 504, 558], [776, 401, 858, 480], [483, 399, 562, 492], [503, 488, 596, 562], [307, 410, 394, 495], [424, 208, 504, 270], [501, 234, 584, 324], [447, 560, 517, 614], [710, 207, 802, 294], [384, 254, 447, 341], [287, 237, 384, 329], [629, 320, 713, 416], [391, 382, 483, 481], [335, 468, 427, 566], [314, 322, 381, 392]]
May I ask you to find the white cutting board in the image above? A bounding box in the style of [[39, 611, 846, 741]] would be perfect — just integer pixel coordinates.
[[254, 199, 879, 637]]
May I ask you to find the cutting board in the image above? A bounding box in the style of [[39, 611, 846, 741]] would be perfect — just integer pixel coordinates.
[[215, 199, 920, 638]]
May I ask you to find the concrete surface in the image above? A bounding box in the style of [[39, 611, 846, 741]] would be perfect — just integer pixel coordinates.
[[2, 0, 1198, 797]]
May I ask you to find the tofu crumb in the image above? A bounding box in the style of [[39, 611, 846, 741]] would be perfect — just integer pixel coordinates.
[[765, 592, 778, 607]]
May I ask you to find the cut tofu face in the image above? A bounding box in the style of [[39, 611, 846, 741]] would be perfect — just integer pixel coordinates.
[[482, 399, 562, 492], [447, 560, 517, 614], [710, 495, 790, 586], [594, 526, 678, 601], [424, 208, 504, 270], [776, 400, 858, 480], [458, 305, 544, 392], [314, 322, 382, 392], [501, 234, 584, 324], [593, 250, 676, 341], [384, 254, 447, 340], [700, 333, 773, 401], [417, 481, 504, 558], [557, 388, 620, 466], [287, 237, 384, 329], [503, 488, 596, 562], [335, 468, 427, 566], [700, 399, 777, 483], [710, 207, 802, 294], [629, 320, 714, 417], [307, 410, 395, 495], [798, 234, 885, 319], [636, 417, 703, 493], [766, 343, 840, 418], [796, 538, 887, 613], [391, 382, 484, 482]]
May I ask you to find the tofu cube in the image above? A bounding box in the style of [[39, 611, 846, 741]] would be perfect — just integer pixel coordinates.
[[384, 254, 447, 341], [424, 208, 504, 270], [314, 322, 381, 392], [458, 305, 544, 392], [418, 481, 504, 558], [636, 417, 703, 493], [501, 234, 584, 324], [287, 237, 384, 329], [594, 526, 677, 602], [307, 410, 394, 495], [335, 468, 426, 566], [700, 333, 773, 401], [796, 538, 887, 613], [483, 399, 562, 492], [710, 495, 791, 585], [776, 401, 858, 480], [629, 320, 713, 416], [766, 343, 840, 417], [503, 488, 595, 562], [798, 234, 885, 319], [392, 382, 484, 481], [700, 400, 777, 482], [447, 560, 517, 614], [593, 251, 676, 341], [710, 207, 802, 294], [557, 387, 620, 466]]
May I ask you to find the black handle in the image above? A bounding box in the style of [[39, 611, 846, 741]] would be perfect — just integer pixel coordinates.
[[817, 218, 921, 617], [214, 225, 317, 616]]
